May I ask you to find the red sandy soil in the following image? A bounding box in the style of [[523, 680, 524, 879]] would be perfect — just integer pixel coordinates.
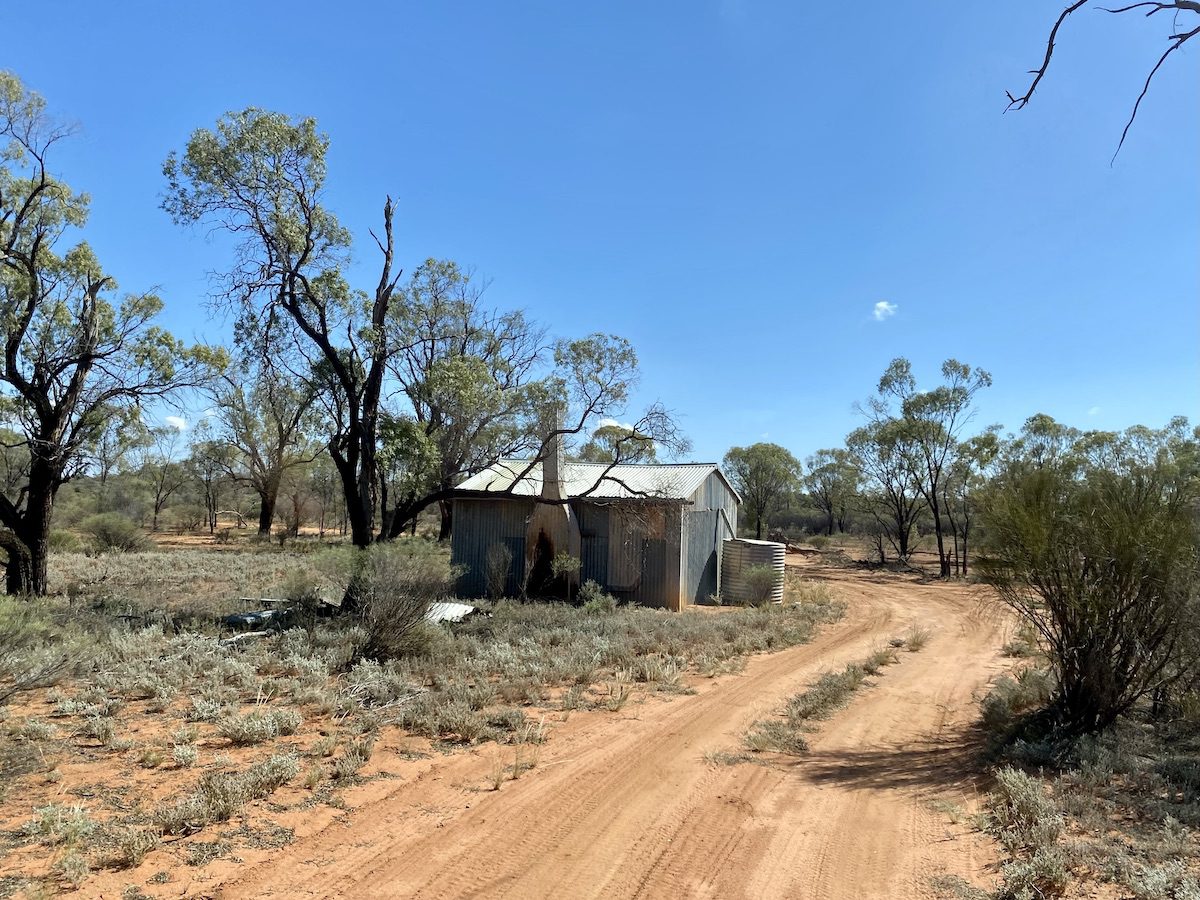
[[152, 556, 1010, 900]]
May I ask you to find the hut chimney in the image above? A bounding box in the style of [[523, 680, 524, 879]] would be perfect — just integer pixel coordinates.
[[542, 429, 566, 501]]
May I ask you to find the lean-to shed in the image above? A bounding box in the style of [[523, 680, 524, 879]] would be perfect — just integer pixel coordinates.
[[449, 439, 740, 611]]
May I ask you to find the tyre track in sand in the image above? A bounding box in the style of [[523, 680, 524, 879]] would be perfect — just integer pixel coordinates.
[[215, 558, 1008, 900]]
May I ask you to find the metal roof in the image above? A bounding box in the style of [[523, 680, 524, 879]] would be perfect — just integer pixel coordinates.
[[455, 459, 738, 503]]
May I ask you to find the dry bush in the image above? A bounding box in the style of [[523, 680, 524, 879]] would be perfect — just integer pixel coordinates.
[[904, 624, 931, 652], [217, 708, 302, 745], [741, 564, 782, 607], [155, 753, 299, 834], [485, 543, 512, 600], [0, 597, 75, 704], [79, 513, 149, 553], [346, 542, 458, 662]]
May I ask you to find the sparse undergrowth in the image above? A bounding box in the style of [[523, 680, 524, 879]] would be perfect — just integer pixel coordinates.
[[938, 676, 1200, 900], [739, 633, 922, 758], [0, 551, 844, 894]]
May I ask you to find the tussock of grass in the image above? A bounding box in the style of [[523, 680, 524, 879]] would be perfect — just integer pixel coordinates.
[[22, 803, 96, 846], [217, 708, 303, 745], [155, 753, 300, 835], [970, 674, 1200, 900], [903, 625, 931, 652], [743, 641, 906, 757]]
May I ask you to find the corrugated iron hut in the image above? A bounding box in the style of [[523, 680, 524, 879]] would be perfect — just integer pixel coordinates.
[[450, 436, 740, 611]]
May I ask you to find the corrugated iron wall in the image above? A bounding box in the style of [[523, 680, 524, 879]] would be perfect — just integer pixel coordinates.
[[576, 502, 610, 589], [683, 508, 721, 603], [452, 496, 686, 608], [450, 498, 534, 597]]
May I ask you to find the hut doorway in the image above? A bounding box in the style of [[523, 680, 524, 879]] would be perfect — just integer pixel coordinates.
[[527, 530, 557, 597]]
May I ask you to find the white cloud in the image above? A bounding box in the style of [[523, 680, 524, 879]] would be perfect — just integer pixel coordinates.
[[164, 415, 188, 431], [873, 301, 898, 322], [1087, 406, 1101, 417]]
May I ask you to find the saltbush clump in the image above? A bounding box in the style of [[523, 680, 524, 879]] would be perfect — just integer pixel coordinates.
[[217, 708, 303, 745], [79, 513, 149, 553]]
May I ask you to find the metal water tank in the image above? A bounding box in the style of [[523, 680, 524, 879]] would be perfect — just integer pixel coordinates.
[[720, 538, 787, 604]]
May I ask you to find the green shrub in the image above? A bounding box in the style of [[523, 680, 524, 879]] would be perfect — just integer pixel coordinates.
[[48, 529, 81, 553], [977, 434, 1200, 735], [349, 542, 458, 662], [579, 580, 617, 614], [80, 513, 149, 553], [742, 564, 782, 607], [217, 708, 303, 745]]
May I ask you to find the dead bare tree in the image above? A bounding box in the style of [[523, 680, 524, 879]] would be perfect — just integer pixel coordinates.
[[1007, 1, 1200, 158]]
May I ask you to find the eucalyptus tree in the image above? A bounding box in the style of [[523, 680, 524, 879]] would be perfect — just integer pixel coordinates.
[[165, 110, 687, 557], [164, 108, 397, 553], [722, 442, 803, 540], [1007, 0, 1199, 157], [0, 72, 217, 593], [211, 362, 318, 536], [864, 358, 992, 577], [385, 258, 547, 539], [804, 448, 859, 536], [188, 424, 236, 534], [137, 425, 191, 532], [576, 423, 659, 464], [940, 430, 1000, 576], [377, 414, 439, 539], [846, 420, 924, 563]]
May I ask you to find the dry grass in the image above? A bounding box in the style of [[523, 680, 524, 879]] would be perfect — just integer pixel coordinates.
[[742, 639, 908, 757], [956, 680, 1200, 900], [0, 543, 847, 894]]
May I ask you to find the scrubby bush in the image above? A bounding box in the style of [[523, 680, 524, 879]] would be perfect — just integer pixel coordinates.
[[217, 708, 302, 745], [22, 803, 96, 846], [742, 564, 782, 606], [978, 426, 1200, 735], [79, 513, 149, 553], [579, 580, 617, 614], [485, 543, 512, 600], [744, 719, 809, 754], [0, 597, 73, 704], [155, 753, 299, 834], [113, 826, 161, 868], [986, 766, 1065, 854], [981, 669, 1056, 743], [48, 529, 81, 553], [350, 542, 458, 662]]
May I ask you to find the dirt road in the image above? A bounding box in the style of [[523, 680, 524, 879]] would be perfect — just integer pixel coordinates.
[[216, 560, 1009, 900]]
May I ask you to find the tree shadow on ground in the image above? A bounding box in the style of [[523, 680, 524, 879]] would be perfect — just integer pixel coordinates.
[[776, 731, 992, 795]]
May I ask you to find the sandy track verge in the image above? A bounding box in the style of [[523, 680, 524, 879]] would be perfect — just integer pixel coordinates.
[[213, 560, 1008, 900]]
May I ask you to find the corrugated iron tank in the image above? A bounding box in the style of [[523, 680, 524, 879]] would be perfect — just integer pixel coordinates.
[[720, 538, 787, 604]]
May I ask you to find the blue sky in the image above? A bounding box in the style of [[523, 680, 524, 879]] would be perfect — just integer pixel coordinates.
[[6, 1, 1198, 462]]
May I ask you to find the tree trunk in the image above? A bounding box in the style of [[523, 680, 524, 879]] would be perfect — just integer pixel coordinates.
[[755, 515, 763, 540], [257, 491, 277, 536], [4, 480, 53, 596], [929, 495, 950, 577], [438, 500, 452, 542]]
